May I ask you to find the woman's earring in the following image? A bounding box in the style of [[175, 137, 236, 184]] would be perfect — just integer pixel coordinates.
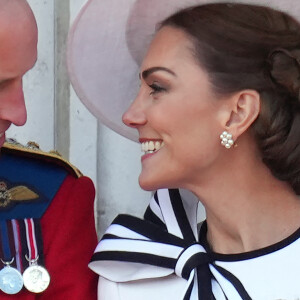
[[220, 131, 234, 149]]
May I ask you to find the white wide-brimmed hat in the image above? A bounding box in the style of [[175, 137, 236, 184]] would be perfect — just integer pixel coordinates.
[[67, 0, 300, 142]]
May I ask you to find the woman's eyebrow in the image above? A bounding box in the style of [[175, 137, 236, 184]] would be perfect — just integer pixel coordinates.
[[140, 66, 176, 80]]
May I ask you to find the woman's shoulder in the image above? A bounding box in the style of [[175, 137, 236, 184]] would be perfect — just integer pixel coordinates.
[[98, 275, 187, 300]]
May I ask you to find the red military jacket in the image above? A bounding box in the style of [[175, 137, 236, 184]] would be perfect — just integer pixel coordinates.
[[0, 141, 98, 299]]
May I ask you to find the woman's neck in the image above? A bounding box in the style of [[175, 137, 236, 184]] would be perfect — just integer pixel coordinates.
[[205, 187, 300, 254], [187, 142, 300, 254]]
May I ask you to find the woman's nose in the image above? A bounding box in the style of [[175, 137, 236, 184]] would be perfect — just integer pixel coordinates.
[[122, 96, 147, 129]]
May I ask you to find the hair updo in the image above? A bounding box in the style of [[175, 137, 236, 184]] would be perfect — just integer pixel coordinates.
[[161, 3, 300, 194]]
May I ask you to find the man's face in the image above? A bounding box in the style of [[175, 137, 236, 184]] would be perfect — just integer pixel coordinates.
[[0, 0, 38, 147]]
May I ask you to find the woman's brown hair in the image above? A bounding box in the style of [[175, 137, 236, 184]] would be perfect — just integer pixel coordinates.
[[161, 3, 300, 194]]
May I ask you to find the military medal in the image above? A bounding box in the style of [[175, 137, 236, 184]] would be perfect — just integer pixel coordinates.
[[0, 219, 24, 294], [0, 258, 23, 294], [23, 256, 50, 293], [0, 175, 52, 295], [23, 218, 50, 293]]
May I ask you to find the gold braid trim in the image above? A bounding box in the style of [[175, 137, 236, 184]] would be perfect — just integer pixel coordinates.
[[1, 140, 83, 178]]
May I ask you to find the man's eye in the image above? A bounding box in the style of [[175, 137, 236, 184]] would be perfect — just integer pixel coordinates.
[[0, 79, 12, 90], [0, 80, 7, 89], [149, 83, 166, 95]]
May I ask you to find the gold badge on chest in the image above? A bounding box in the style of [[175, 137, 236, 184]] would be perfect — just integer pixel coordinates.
[[0, 182, 39, 208]]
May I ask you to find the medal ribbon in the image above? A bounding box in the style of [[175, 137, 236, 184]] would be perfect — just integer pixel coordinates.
[[0, 220, 12, 262], [25, 218, 38, 260], [1, 218, 46, 272], [23, 218, 45, 266], [11, 219, 23, 272], [89, 189, 252, 300]]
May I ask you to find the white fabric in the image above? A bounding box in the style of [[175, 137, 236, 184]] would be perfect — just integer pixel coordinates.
[[158, 189, 184, 238], [89, 188, 206, 298], [97, 229, 300, 299]]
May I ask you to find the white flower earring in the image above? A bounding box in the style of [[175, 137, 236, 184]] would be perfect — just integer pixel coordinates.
[[220, 131, 234, 149]]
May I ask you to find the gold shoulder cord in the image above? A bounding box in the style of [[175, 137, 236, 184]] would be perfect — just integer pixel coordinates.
[[1, 139, 82, 178]]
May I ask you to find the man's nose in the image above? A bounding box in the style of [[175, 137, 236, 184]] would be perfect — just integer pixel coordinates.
[[0, 79, 27, 126]]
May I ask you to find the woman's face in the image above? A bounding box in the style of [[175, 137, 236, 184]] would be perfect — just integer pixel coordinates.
[[123, 26, 228, 191]]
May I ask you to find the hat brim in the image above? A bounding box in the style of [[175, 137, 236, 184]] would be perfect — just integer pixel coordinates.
[[67, 0, 300, 142]]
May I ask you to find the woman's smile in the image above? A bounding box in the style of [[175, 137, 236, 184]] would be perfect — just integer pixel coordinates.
[[123, 26, 225, 190], [140, 138, 165, 162]]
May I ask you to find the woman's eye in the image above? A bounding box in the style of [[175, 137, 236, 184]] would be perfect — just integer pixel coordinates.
[[149, 83, 166, 95]]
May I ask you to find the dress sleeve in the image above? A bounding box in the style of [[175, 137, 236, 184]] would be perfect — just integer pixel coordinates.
[[40, 175, 98, 299], [98, 276, 120, 300]]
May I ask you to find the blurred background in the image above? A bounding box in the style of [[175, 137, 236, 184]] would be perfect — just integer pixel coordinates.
[[7, 0, 151, 237]]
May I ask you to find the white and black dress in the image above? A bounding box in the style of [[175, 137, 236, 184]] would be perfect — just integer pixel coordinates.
[[89, 189, 300, 300]]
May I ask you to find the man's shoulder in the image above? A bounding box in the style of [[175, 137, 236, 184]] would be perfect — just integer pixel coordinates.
[[0, 139, 87, 219], [1, 139, 82, 178]]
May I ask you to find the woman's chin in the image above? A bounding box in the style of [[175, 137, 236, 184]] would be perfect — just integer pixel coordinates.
[[138, 174, 164, 192], [138, 174, 178, 192], [138, 178, 158, 191]]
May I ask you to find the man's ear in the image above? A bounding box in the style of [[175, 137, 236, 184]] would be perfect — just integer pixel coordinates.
[[223, 90, 260, 139]]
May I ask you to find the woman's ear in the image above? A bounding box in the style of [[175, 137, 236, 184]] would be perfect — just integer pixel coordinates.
[[223, 90, 260, 139]]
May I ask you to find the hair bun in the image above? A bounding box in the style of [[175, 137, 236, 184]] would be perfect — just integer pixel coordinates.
[[268, 48, 300, 102]]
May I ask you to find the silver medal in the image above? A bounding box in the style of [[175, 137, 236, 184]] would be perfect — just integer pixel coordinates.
[[23, 262, 50, 293], [0, 258, 23, 294]]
